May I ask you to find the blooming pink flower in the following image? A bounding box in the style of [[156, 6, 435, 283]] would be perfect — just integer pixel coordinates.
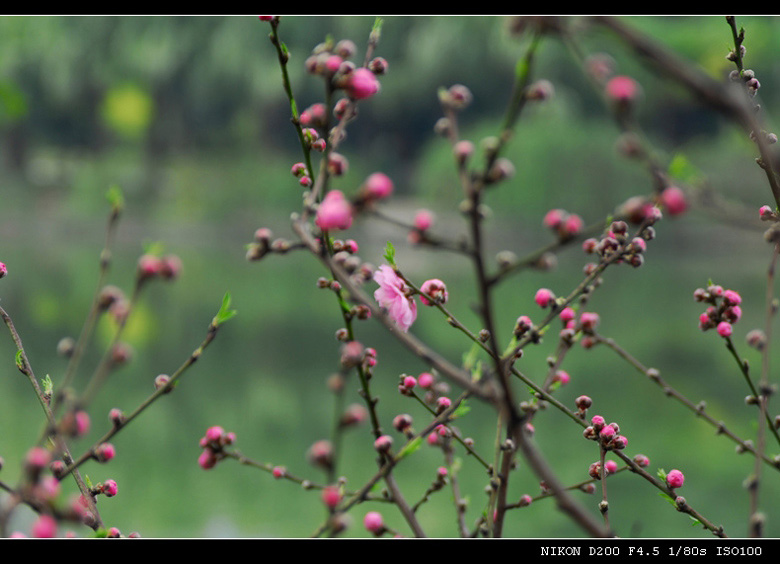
[[660, 186, 687, 216], [315, 190, 353, 231], [666, 469, 684, 489], [420, 278, 448, 306], [362, 172, 394, 199], [345, 68, 380, 100], [373, 265, 417, 332]]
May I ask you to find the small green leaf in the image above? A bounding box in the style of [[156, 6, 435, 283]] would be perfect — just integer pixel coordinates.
[[451, 399, 471, 419], [15, 349, 24, 371], [213, 292, 238, 326], [106, 184, 124, 212], [42, 374, 53, 397], [142, 240, 165, 256], [397, 436, 423, 460], [658, 492, 676, 507], [383, 241, 396, 267]]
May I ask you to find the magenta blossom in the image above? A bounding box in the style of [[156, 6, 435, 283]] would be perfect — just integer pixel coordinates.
[[373, 265, 417, 332]]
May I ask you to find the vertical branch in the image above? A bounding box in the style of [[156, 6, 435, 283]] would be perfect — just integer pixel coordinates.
[[749, 242, 780, 537]]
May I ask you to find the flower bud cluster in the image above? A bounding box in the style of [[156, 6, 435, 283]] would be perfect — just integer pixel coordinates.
[[582, 219, 652, 269], [197, 425, 236, 470], [694, 284, 742, 337], [136, 253, 182, 284], [543, 208, 584, 241], [305, 38, 383, 102], [588, 458, 619, 480], [582, 415, 628, 451]]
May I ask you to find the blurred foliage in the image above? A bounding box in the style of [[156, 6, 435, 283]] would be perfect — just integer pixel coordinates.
[[1, 15, 780, 538]]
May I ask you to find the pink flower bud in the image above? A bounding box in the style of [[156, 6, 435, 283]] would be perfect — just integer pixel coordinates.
[[717, 321, 733, 338], [723, 289, 742, 306], [660, 186, 687, 216], [198, 449, 218, 470], [553, 370, 570, 385], [345, 68, 380, 100], [374, 435, 393, 452], [543, 208, 566, 229], [402, 375, 417, 389], [393, 413, 413, 432], [269, 466, 285, 481], [364, 511, 385, 534], [604, 460, 618, 474], [25, 447, 52, 471], [137, 254, 164, 280], [605, 75, 639, 103], [95, 443, 116, 463], [362, 172, 394, 200], [417, 372, 434, 389], [321, 486, 341, 509], [315, 190, 353, 231], [413, 209, 434, 232], [579, 312, 600, 331], [666, 469, 684, 489], [534, 288, 555, 308], [453, 140, 475, 163], [437, 396, 452, 411], [420, 278, 448, 306], [563, 214, 584, 236], [31, 514, 58, 538], [599, 424, 616, 440], [0, 262, 7, 278], [101, 479, 118, 497]]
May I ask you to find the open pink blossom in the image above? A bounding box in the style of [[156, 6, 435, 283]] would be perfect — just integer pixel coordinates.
[[315, 190, 353, 231], [373, 265, 417, 332]]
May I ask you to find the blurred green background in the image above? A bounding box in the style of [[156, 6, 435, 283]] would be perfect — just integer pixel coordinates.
[[1, 15, 780, 538]]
